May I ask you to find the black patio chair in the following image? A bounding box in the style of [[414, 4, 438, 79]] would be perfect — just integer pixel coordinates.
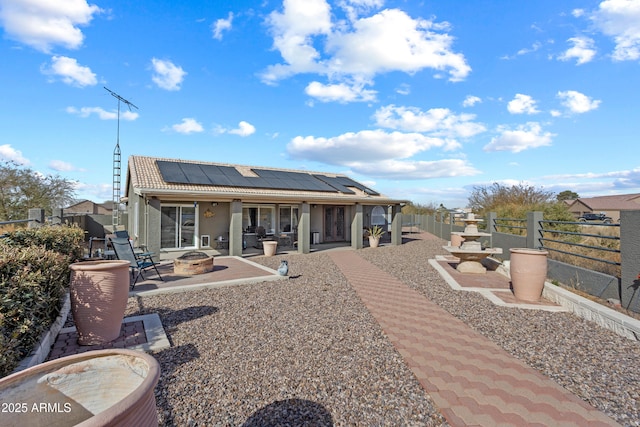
[[109, 237, 163, 288]]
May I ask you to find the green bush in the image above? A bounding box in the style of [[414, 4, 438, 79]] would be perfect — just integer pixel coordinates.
[[0, 225, 83, 377]]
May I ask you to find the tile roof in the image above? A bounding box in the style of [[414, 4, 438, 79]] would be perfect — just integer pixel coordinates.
[[126, 155, 406, 204], [570, 193, 640, 211]]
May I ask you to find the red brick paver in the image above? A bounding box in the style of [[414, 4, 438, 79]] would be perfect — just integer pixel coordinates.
[[328, 250, 619, 426], [47, 320, 147, 361]]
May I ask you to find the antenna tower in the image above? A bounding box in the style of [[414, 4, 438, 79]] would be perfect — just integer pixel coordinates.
[[104, 87, 138, 230]]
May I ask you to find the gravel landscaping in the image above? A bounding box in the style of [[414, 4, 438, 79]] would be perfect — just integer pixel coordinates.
[[124, 232, 639, 426]]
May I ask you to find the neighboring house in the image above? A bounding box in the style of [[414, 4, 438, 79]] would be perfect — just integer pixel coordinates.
[[65, 200, 113, 215], [567, 193, 640, 222], [124, 156, 408, 258]]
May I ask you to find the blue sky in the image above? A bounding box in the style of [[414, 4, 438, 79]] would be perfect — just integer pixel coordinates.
[[1, 0, 639, 208]]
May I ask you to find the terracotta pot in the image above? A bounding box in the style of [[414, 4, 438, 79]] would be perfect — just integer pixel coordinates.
[[368, 236, 380, 248], [0, 349, 159, 427], [70, 260, 130, 345], [509, 248, 549, 302], [263, 241, 278, 256]]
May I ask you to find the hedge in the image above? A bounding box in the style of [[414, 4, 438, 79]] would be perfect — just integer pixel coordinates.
[[0, 225, 84, 377]]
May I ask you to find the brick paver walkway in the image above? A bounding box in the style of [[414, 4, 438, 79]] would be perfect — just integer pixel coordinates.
[[47, 320, 147, 361], [328, 250, 619, 426]]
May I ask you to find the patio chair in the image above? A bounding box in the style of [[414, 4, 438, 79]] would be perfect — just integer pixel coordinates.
[[109, 237, 163, 288], [254, 226, 267, 249], [114, 230, 150, 253]]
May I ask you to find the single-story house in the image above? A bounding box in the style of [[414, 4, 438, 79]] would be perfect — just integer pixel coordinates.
[[65, 199, 114, 215], [567, 193, 640, 222], [124, 156, 408, 259]]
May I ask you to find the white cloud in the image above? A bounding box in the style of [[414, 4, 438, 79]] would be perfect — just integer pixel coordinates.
[[41, 56, 97, 87], [0, 144, 30, 165], [483, 122, 554, 153], [288, 129, 452, 164], [212, 12, 233, 40], [572, 8, 586, 18], [171, 118, 204, 134], [305, 81, 376, 103], [49, 160, 76, 171], [373, 105, 486, 141], [557, 90, 601, 113], [228, 121, 256, 136], [66, 106, 139, 120], [462, 95, 481, 107], [395, 83, 410, 95], [344, 158, 481, 179], [151, 58, 186, 91], [507, 94, 540, 115], [326, 9, 470, 81], [590, 0, 640, 61], [0, 0, 102, 52], [261, 1, 470, 101], [516, 41, 542, 56], [287, 129, 481, 179], [262, 0, 332, 82], [558, 36, 596, 65]]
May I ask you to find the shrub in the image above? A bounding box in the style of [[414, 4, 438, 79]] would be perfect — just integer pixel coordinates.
[[0, 225, 83, 377]]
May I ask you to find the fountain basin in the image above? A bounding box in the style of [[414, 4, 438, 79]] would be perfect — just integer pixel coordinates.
[[445, 246, 503, 274]]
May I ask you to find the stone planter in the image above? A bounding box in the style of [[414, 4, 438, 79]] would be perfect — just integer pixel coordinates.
[[70, 260, 130, 345], [450, 233, 465, 247], [509, 248, 549, 302], [0, 349, 159, 427], [368, 236, 380, 248], [263, 241, 278, 256]]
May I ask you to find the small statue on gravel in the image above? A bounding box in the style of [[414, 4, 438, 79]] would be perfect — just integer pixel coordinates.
[[277, 260, 289, 276]]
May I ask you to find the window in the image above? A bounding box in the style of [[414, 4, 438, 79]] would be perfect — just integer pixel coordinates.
[[279, 206, 299, 233], [371, 205, 386, 226], [242, 205, 275, 234]]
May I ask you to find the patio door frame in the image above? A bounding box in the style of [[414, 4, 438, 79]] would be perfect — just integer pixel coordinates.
[[160, 204, 198, 250], [323, 205, 346, 242]]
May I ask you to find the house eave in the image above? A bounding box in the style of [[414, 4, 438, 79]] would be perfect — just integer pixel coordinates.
[[134, 188, 407, 205]]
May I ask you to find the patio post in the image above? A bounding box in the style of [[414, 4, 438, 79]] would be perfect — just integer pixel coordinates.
[[391, 204, 402, 245], [229, 200, 243, 256], [298, 202, 310, 254], [351, 203, 363, 249]]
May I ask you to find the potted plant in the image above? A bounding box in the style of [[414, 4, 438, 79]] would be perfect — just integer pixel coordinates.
[[0, 349, 160, 427], [509, 248, 549, 302], [69, 260, 131, 345], [366, 225, 385, 248]]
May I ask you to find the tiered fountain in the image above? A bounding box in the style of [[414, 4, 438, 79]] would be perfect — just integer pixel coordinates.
[[444, 213, 502, 274]]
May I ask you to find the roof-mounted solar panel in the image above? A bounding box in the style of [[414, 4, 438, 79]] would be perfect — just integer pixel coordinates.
[[157, 160, 375, 194]]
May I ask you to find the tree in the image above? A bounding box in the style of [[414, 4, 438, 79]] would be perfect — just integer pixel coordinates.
[[0, 162, 77, 221], [468, 182, 554, 213], [467, 182, 575, 224], [402, 201, 438, 215], [556, 190, 579, 201]]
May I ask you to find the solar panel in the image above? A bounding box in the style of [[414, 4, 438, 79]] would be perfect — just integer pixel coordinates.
[[156, 160, 377, 194]]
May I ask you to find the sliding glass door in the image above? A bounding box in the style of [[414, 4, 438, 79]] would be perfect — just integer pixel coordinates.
[[161, 205, 196, 249]]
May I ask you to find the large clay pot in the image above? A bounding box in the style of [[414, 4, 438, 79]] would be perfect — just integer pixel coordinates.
[[263, 241, 278, 256], [70, 260, 130, 345], [0, 349, 159, 427], [509, 248, 549, 302]]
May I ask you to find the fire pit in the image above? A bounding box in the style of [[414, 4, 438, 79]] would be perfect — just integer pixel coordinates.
[[174, 251, 214, 275]]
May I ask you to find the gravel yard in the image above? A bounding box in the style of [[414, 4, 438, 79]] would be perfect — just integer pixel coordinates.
[[124, 233, 639, 426]]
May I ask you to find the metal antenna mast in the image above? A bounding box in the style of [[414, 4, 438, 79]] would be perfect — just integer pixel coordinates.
[[104, 87, 138, 230]]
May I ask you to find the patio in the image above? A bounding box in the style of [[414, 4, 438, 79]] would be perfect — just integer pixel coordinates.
[[44, 231, 638, 425]]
